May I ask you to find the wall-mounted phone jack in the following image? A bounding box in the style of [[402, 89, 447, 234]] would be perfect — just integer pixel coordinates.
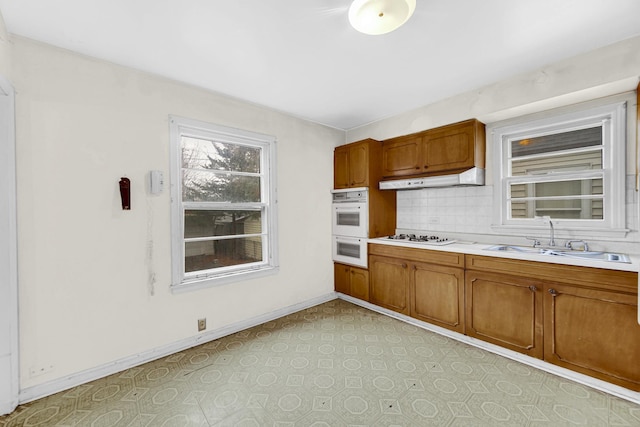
[[198, 318, 206, 332]]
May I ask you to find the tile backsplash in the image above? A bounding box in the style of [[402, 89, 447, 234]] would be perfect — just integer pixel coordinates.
[[396, 175, 639, 242], [397, 185, 494, 234]]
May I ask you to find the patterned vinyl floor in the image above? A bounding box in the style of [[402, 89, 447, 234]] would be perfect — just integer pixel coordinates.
[[1, 299, 639, 426]]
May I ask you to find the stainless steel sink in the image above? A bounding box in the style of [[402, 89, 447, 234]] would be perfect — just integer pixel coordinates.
[[484, 245, 631, 263], [485, 245, 547, 254]]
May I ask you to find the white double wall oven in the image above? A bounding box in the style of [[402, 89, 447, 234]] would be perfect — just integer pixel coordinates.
[[331, 187, 368, 268]]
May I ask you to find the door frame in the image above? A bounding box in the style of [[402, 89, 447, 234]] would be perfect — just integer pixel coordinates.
[[0, 74, 18, 415]]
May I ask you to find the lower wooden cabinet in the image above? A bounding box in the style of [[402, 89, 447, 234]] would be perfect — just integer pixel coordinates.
[[369, 244, 465, 330], [334, 263, 369, 301], [412, 261, 464, 333], [466, 254, 640, 391], [465, 270, 543, 358], [365, 248, 640, 391], [369, 255, 410, 314], [544, 283, 640, 391]]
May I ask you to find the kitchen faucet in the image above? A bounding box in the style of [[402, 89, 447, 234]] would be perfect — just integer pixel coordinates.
[[534, 216, 556, 247]]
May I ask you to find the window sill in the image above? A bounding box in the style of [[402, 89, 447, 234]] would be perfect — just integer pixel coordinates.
[[171, 266, 279, 294], [490, 224, 631, 240]]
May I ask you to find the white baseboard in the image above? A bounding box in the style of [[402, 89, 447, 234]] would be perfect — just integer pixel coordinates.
[[19, 293, 338, 405], [337, 293, 640, 405]]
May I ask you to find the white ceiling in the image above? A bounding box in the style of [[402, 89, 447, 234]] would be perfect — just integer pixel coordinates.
[[1, 0, 639, 130]]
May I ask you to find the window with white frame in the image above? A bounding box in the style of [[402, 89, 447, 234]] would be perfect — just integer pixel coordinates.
[[169, 116, 278, 291], [492, 101, 626, 233]]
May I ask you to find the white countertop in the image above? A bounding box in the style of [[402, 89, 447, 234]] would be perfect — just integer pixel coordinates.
[[369, 237, 640, 273]]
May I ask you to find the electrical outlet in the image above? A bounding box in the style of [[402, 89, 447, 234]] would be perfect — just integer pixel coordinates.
[[198, 318, 206, 332]]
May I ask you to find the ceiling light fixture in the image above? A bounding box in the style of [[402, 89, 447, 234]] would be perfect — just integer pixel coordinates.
[[349, 0, 416, 35]]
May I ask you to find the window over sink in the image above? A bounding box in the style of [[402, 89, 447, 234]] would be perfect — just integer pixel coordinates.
[[491, 98, 627, 235]]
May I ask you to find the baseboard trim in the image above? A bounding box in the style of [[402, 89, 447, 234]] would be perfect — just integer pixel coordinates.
[[337, 293, 640, 405], [19, 293, 337, 404]]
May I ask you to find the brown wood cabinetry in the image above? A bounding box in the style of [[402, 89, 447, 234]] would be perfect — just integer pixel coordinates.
[[334, 139, 375, 189], [333, 138, 396, 238], [369, 244, 465, 331], [382, 119, 485, 178], [465, 270, 543, 358], [334, 263, 369, 301], [333, 147, 350, 189], [369, 254, 410, 315], [466, 254, 640, 391], [380, 135, 422, 177], [364, 249, 640, 390], [544, 283, 640, 391], [412, 261, 465, 333]]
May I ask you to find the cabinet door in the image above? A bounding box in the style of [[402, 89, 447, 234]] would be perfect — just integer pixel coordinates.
[[334, 263, 351, 294], [381, 136, 422, 177], [544, 283, 640, 391], [333, 146, 350, 189], [349, 267, 369, 301], [411, 262, 464, 333], [422, 122, 475, 173], [348, 142, 369, 187], [465, 271, 543, 359], [369, 255, 410, 315]]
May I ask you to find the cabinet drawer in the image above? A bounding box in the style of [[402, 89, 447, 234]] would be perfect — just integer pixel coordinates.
[[370, 243, 464, 268], [465, 254, 637, 293]]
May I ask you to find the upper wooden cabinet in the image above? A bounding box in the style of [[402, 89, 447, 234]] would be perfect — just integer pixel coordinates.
[[334, 138, 379, 189], [333, 138, 396, 237], [382, 119, 486, 178]]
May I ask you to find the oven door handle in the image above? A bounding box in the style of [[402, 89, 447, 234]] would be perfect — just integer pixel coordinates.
[[334, 236, 363, 243]]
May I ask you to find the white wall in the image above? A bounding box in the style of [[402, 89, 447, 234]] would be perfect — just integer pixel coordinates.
[[11, 36, 342, 390], [347, 36, 640, 251]]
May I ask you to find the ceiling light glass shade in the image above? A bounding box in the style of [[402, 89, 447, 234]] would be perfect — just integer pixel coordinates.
[[349, 0, 416, 35]]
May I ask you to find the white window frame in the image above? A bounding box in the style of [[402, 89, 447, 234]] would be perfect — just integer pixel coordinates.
[[491, 100, 627, 237], [169, 116, 278, 292]]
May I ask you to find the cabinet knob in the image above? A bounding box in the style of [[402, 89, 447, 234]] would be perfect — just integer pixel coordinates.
[[548, 288, 558, 296], [415, 166, 420, 170], [402, 263, 408, 269], [528, 285, 537, 292]]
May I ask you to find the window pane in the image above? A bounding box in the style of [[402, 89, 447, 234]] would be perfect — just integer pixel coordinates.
[[184, 210, 262, 238], [512, 150, 602, 176], [185, 237, 263, 272], [511, 127, 602, 158], [182, 137, 260, 173], [183, 170, 261, 202], [510, 179, 603, 199], [510, 177, 603, 220], [510, 198, 603, 220]]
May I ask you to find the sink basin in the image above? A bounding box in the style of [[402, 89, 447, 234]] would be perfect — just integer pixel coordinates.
[[485, 245, 548, 254], [484, 245, 631, 263]]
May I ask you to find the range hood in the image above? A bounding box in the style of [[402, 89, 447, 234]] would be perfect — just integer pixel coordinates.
[[379, 167, 485, 190]]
